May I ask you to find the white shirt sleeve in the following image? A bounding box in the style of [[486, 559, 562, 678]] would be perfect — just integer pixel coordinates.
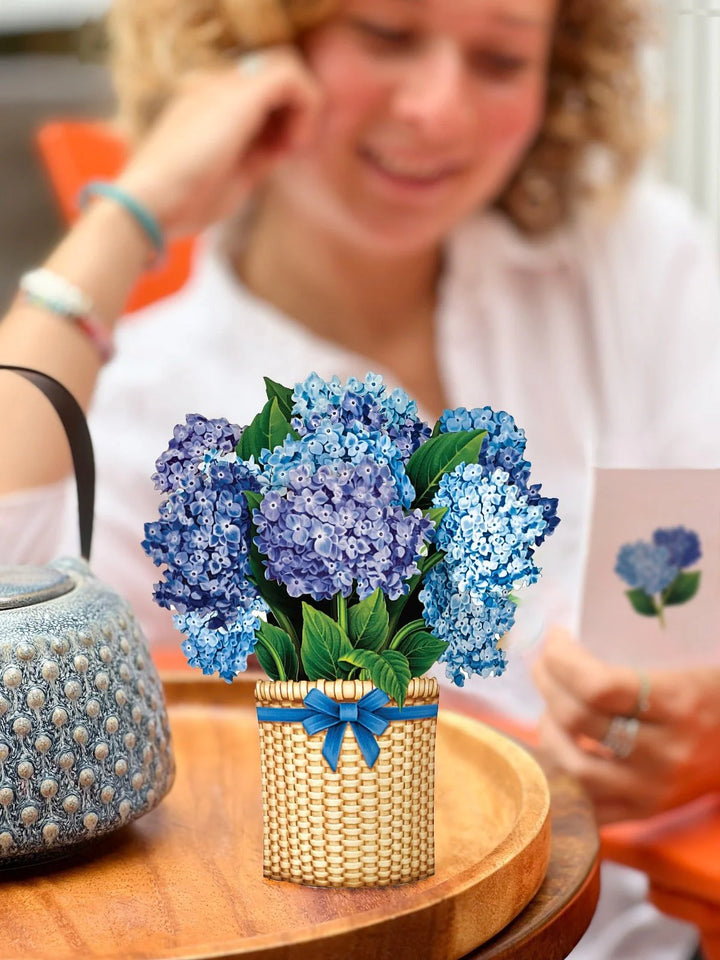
[[0, 480, 74, 565]]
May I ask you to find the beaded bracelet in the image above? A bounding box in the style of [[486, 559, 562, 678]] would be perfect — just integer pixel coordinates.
[[78, 181, 166, 266], [19, 269, 115, 364]]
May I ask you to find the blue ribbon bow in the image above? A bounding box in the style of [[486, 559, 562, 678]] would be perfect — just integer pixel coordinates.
[[256, 688, 438, 772]]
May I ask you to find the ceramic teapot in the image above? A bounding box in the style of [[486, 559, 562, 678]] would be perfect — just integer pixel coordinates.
[[0, 366, 175, 866]]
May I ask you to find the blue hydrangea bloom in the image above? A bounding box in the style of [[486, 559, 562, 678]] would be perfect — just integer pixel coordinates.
[[419, 463, 547, 684], [175, 607, 265, 681], [143, 446, 267, 680], [432, 464, 548, 593], [615, 541, 679, 595], [439, 406, 558, 546], [254, 458, 434, 601], [652, 526, 701, 569], [420, 564, 513, 684], [260, 416, 416, 508], [151, 413, 242, 494], [292, 371, 431, 461]]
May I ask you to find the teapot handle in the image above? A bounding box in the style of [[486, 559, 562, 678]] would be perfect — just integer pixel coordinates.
[[1, 365, 95, 560]]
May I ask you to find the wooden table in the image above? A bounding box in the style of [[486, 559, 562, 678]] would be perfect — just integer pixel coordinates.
[[464, 771, 599, 960], [0, 666, 599, 960]]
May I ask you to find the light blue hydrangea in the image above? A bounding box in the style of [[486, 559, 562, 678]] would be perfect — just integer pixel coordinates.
[[615, 541, 678, 595], [175, 603, 266, 681], [292, 371, 431, 462], [420, 564, 513, 684], [419, 463, 547, 683], [439, 405, 559, 545], [259, 416, 415, 508], [433, 464, 547, 593]]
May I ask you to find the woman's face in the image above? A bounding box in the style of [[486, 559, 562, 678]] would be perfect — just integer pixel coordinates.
[[273, 0, 558, 254]]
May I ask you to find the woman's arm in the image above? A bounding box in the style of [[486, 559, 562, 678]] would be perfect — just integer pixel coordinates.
[[0, 200, 152, 495], [0, 48, 320, 496]]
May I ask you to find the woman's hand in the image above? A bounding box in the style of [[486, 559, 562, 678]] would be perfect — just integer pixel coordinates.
[[116, 47, 323, 238], [533, 628, 720, 824]]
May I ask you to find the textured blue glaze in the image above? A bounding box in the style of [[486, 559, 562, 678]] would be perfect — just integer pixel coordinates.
[[0, 558, 175, 866]]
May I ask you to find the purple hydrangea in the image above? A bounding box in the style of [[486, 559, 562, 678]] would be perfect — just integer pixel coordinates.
[[292, 372, 431, 461], [652, 527, 701, 569], [419, 464, 548, 683], [151, 413, 242, 494], [253, 457, 433, 601], [142, 452, 267, 680], [439, 406, 558, 546], [615, 541, 678, 595]]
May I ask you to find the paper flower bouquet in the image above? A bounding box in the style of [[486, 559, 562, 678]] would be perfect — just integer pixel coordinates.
[[143, 372, 559, 886]]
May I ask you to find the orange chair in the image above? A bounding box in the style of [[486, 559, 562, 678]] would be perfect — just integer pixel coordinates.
[[35, 120, 196, 314], [602, 804, 720, 960]]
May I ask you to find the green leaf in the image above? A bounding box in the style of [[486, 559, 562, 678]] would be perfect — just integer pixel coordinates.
[[662, 570, 701, 606], [247, 542, 302, 638], [348, 588, 389, 652], [236, 397, 297, 462], [424, 506, 448, 532], [625, 589, 658, 617], [243, 490, 263, 514], [386, 550, 445, 634], [254, 621, 299, 682], [406, 429, 486, 508], [263, 377, 295, 422], [301, 604, 353, 680], [394, 630, 448, 678], [339, 649, 411, 709]]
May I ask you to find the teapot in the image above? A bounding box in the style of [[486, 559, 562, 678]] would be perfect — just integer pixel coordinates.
[[0, 366, 174, 866]]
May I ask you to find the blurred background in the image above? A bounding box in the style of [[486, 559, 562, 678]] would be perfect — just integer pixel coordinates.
[[0, 0, 719, 312]]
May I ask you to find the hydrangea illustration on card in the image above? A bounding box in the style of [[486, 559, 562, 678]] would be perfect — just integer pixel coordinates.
[[143, 373, 559, 887], [615, 526, 702, 627]]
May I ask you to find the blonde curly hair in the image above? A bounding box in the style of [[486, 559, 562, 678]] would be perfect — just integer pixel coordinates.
[[108, 0, 653, 235]]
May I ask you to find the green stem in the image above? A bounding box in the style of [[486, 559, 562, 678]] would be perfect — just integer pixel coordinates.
[[421, 550, 446, 575], [387, 549, 445, 636], [657, 598, 666, 629], [274, 609, 301, 658], [256, 634, 287, 682], [389, 618, 426, 651], [335, 593, 348, 636]]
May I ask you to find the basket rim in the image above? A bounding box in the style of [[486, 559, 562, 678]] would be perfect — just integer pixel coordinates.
[[254, 676, 439, 706]]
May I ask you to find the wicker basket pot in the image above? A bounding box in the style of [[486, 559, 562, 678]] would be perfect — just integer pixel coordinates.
[[255, 677, 438, 887]]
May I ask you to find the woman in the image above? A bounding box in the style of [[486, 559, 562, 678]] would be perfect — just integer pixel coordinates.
[[1, 0, 719, 956]]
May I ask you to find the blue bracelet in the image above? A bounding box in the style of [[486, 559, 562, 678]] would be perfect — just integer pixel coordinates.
[[78, 180, 166, 262]]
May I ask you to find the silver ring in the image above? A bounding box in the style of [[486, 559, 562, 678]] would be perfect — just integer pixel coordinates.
[[601, 716, 640, 760], [237, 51, 265, 76]]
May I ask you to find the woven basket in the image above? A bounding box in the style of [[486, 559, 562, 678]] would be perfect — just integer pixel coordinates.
[[255, 677, 438, 887]]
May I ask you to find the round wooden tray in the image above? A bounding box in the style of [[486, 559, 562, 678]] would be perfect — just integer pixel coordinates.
[[0, 675, 552, 960]]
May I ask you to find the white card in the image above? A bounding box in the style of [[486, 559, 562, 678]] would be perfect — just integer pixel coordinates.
[[579, 468, 720, 670]]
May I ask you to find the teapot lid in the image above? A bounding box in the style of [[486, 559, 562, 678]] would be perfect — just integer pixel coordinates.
[[0, 566, 76, 611]]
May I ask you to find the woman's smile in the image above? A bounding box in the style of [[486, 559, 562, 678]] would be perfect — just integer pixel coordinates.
[[358, 144, 465, 197]]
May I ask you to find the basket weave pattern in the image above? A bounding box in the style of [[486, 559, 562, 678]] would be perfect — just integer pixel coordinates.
[[255, 677, 438, 887]]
